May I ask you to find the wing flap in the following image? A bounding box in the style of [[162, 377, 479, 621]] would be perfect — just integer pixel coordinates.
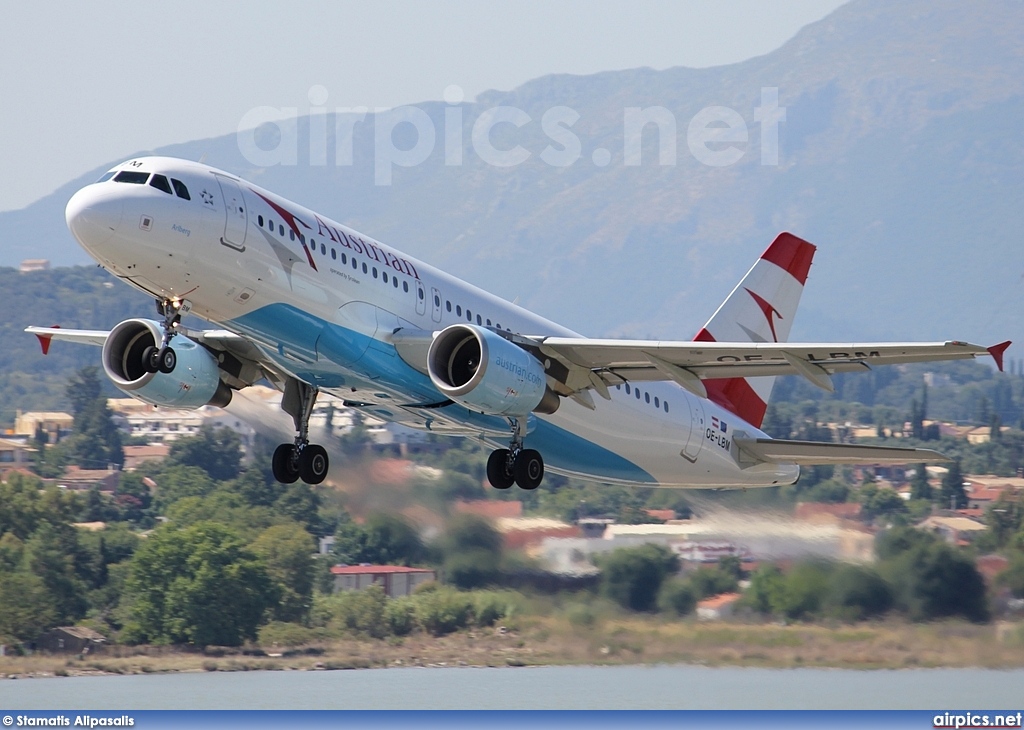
[[735, 438, 952, 465]]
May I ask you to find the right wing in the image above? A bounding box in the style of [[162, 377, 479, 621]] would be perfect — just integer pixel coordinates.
[[735, 438, 952, 466]]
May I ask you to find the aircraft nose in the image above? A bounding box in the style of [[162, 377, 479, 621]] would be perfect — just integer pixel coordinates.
[[65, 186, 123, 247]]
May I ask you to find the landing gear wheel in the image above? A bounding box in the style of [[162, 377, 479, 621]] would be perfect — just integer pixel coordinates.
[[157, 347, 176, 374], [486, 449, 515, 490], [300, 444, 329, 485], [142, 346, 160, 374], [272, 443, 300, 484], [514, 449, 544, 490]]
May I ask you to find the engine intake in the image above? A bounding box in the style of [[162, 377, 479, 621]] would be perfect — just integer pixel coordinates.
[[427, 324, 558, 416], [102, 319, 232, 409]]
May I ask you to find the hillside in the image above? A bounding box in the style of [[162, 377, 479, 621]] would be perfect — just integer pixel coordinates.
[[1, 0, 1022, 349]]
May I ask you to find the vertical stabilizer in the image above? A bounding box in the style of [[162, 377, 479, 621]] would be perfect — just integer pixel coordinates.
[[694, 232, 816, 427]]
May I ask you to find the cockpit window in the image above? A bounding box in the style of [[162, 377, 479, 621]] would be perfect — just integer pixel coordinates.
[[96, 171, 116, 183], [113, 171, 150, 184], [171, 178, 191, 200], [149, 174, 173, 195]]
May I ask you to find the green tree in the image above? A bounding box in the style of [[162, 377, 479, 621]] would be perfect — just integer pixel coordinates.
[[25, 522, 88, 624], [441, 514, 503, 589], [825, 564, 893, 620], [884, 541, 989, 622], [910, 464, 933, 501], [657, 578, 697, 616], [123, 521, 277, 646], [742, 564, 786, 615], [773, 561, 833, 620], [63, 366, 124, 469], [250, 523, 316, 623], [940, 458, 968, 510], [858, 485, 909, 522], [167, 425, 242, 482], [599, 543, 679, 612], [0, 572, 57, 640]]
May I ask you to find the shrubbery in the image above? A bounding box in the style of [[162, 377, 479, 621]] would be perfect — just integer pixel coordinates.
[[307, 585, 512, 641]]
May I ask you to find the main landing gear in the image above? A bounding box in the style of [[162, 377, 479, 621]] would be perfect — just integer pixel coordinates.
[[486, 418, 544, 490], [142, 298, 189, 375], [272, 379, 330, 485]]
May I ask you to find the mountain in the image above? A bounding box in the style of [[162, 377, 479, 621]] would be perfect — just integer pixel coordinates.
[[3, 0, 1023, 352]]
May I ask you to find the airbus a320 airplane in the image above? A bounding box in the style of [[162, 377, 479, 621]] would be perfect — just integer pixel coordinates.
[[29, 157, 1010, 490]]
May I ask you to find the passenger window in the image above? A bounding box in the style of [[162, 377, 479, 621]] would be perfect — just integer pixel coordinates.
[[419, 288, 425, 300], [323, 244, 328, 256], [486, 319, 491, 326], [446, 301, 452, 312], [403, 282, 409, 293], [393, 277, 399, 288], [434, 294, 440, 307], [645, 392, 650, 404], [113, 171, 149, 184], [268, 219, 274, 230], [496, 323, 501, 329], [362, 262, 368, 274], [373, 267, 378, 278], [258, 215, 264, 227], [96, 171, 115, 183], [664, 402, 669, 413], [625, 384, 631, 395], [171, 178, 191, 200], [383, 272, 388, 283], [456, 305, 462, 316], [279, 225, 285, 236], [466, 309, 472, 321], [635, 389, 641, 400], [331, 249, 337, 260], [352, 258, 357, 270], [654, 397, 660, 408], [290, 230, 295, 241], [476, 315, 482, 325]]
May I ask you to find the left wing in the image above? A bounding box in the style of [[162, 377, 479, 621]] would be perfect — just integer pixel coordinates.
[[517, 336, 1010, 399], [26, 326, 108, 354]]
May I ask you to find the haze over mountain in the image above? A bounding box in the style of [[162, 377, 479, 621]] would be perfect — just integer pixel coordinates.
[[3, 0, 1022, 353]]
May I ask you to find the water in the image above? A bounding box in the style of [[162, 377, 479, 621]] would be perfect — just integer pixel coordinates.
[[1, 665, 1022, 709]]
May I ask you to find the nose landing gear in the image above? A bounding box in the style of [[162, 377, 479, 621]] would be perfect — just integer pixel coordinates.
[[142, 298, 190, 374], [271, 379, 330, 485], [486, 418, 544, 490]]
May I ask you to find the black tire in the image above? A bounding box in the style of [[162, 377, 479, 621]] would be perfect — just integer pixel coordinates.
[[142, 346, 160, 374], [272, 443, 300, 484], [486, 449, 515, 489], [514, 449, 544, 490], [158, 347, 177, 374], [300, 444, 330, 485]]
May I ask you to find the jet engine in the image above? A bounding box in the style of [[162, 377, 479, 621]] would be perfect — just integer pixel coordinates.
[[102, 319, 232, 409], [427, 324, 559, 416]]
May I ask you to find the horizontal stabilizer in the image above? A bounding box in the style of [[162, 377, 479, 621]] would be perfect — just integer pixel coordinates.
[[735, 438, 952, 466]]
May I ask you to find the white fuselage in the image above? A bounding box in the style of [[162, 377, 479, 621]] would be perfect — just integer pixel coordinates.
[[64, 156, 797, 488]]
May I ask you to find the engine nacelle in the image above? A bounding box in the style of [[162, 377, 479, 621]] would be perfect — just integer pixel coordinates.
[[102, 319, 232, 409], [427, 324, 559, 416]]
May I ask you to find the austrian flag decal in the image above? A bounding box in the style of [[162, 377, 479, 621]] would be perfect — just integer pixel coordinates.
[[712, 416, 728, 434]]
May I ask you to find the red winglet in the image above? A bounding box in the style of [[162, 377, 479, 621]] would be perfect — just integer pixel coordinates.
[[987, 340, 1011, 372], [35, 324, 60, 355]]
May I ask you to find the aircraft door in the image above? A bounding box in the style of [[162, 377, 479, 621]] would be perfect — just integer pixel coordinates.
[[430, 287, 442, 323], [415, 281, 426, 316], [214, 174, 247, 250], [679, 392, 705, 463]]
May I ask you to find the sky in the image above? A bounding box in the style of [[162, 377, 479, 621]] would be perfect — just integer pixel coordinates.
[[0, 0, 847, 212]]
